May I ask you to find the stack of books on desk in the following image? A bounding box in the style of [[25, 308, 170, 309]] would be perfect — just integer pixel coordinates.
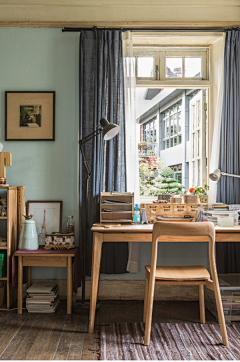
[[26, 282, 60, 313]]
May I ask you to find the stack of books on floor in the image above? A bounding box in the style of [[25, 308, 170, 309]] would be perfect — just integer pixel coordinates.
[[26, 282, 60, 313]]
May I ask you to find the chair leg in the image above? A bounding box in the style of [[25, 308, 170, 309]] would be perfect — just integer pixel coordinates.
[[144, 274, 156, 346], [199, 285, 205, 324], [143, 270, 149, 323], [209, 244, 228, 346], [213, 278, 228, 346]]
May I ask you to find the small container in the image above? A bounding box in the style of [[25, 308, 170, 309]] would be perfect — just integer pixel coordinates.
[[66, 215, 75, 234], [0, 177, 6, 185], [133, 204, 141, 224], [183, 194, 199, 204]]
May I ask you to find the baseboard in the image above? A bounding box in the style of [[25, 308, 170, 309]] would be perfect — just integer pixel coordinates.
[[30, 279, 198, 301]]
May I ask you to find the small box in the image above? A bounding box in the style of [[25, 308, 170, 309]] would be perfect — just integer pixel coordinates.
[[45, 233, 75, 249]]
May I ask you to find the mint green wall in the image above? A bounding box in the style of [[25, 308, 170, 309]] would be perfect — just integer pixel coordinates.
[[0, 28, 79, 279], [0, 28, 208, 281]]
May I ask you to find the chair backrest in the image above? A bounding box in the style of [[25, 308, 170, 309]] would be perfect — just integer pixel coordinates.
[[152, 221, 215, 247]]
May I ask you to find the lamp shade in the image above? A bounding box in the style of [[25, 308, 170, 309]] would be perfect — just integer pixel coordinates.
[[100, 118, 120, 141], [209, 168, 221, 182]]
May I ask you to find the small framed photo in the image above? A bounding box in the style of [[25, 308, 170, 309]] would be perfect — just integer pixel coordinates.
[[26, 201, 63, 233], [5, 91, 55, 141]]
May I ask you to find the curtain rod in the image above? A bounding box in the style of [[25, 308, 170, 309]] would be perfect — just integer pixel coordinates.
[[62, 27, 228, 33]]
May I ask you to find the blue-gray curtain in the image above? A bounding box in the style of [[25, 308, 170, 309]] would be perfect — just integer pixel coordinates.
[[217, 30, 240, 272], [79, 30, 128, 276]]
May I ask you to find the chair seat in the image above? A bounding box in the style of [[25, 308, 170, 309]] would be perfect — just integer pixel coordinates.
[[145, 265, 210, 281]]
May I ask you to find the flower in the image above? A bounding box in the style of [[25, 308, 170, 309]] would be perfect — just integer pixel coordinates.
[[189, 187, 196, 193]]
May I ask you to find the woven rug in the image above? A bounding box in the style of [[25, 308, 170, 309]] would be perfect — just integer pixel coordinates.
[[99, 323, 240, 360]]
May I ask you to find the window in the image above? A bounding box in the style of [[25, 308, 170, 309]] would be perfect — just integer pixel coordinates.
[[162, 101, 182, 149], [134, 48, 208, 81], [170, 164, 182, 184], [137, 57, 154, 78], [189, 90, 207, 188], [139, 116, 158, 156], [137, 88, 208, 197]]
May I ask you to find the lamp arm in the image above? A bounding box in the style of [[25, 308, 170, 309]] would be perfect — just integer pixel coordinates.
[[79, 127, 103, 145], [221, 172, 240, 179]]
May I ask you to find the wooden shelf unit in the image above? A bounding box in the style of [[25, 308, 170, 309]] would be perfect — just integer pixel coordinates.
[[0, 187, 17, 310], [100, 192, 134, 224]]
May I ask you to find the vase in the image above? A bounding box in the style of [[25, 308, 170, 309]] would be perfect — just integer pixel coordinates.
[[19, 219, 39, 250]]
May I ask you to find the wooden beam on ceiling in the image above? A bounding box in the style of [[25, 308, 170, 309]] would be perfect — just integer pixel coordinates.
[[0, 21, 239, 28]]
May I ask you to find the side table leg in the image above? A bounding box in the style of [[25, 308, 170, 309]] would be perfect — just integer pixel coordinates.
[[67, 256, 72, 314], [18, 256, 23, 314], [89, 232, 103, 333], [27, 266, 31, 288]]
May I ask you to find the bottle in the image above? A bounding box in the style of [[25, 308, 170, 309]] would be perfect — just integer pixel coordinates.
[[133, 204, 141, 224], [66, 215, 75, 234]]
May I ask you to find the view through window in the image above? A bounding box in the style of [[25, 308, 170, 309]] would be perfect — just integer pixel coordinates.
[[136, 87, 208, 197]]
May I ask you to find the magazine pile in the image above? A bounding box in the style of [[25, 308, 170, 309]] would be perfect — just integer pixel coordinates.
[[26, 282, 60, 313]]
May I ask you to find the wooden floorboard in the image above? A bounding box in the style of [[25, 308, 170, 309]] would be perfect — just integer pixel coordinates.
[[39, 316, 66, 360], [53, 315, 77, 360], [67, 316, 87, 360], [0, 299, 227, 360], [26, 314, 61, 360]]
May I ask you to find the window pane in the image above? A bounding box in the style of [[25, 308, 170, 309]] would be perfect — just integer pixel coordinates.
[[178, 134, 182, 144], [170, 138, 173, 147], [166, 139, 169, 149], [178, 111, 182, 132], [185, 57, 201, 78], [174, 136, 177, 146], [166, 58, 182, 78], [166, 120, 169, 137], [174, 116, 177, 135], [198, 159, 201, 186], [137, 57, 154, 78]]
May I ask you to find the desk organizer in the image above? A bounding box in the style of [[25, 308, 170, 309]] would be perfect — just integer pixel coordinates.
[[143, 203, 199, 222], [100, 192, 134, 223]]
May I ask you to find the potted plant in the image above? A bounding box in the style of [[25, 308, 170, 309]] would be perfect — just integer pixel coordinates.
[[158, 167, 185, 201], [193, 185, 209, 203]]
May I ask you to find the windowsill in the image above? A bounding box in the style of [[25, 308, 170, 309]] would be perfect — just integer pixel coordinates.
[[140, 196, 158, 204]]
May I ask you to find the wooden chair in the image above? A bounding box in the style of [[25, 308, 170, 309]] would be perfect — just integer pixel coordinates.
[[143, 221, 228, 347]]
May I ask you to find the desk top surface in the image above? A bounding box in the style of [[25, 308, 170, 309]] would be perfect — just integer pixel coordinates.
[[91, 224, 240, 233]]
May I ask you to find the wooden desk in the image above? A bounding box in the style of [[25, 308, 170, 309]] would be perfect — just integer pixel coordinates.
[[89, 224, 240, 333], [16, 252, 75, 315]]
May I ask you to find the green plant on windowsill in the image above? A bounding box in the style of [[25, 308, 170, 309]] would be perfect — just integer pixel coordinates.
[[194, 185, 209, 203]]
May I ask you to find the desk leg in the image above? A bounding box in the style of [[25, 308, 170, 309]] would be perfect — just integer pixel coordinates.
[[67, 256, 72, 314], [18, 256, 23, 314], [27, 266, 31, 288], [89, 232, 103, 333]]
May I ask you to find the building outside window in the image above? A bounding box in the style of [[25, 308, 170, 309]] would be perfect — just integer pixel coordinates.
[[162, 101, 182, 149], [139, 116, 158, 156], [169, 164, 182, 184]]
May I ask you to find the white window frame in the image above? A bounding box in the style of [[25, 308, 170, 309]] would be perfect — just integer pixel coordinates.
[[134, 46, 210, 202], [134, 47, 209, 88]]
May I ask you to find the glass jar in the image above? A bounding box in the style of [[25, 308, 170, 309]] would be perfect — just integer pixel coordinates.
[[66, 215, 75, 234]]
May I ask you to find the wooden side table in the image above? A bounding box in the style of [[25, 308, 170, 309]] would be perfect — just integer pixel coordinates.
[[16, 252, 75, 314]]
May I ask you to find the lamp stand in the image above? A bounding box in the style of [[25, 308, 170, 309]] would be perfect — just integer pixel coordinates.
[[73, 128, 102, 314]]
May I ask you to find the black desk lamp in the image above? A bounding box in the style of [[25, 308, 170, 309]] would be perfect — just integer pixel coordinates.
[[79, 118, 120, 304]]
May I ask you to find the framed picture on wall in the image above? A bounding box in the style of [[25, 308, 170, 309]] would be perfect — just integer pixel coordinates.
[[26, 201, 63, 234], [5, 91, 55, 141]]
